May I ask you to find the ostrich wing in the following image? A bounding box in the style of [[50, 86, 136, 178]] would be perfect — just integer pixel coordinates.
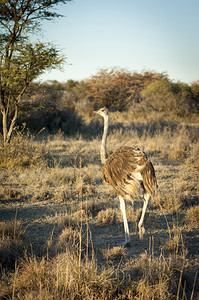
[[102, 146, 156, 199]]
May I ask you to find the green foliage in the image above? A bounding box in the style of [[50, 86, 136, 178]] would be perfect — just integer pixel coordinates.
[[1, 42, 64, 98], [190, 81, 199, 110], [0, 0, 70, 143], [141, 78, 174, 112], [61, 80, 89, 111], [141, 78, 199, 115]]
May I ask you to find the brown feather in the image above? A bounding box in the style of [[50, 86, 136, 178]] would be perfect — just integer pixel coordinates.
[[102, 146, 157, 200], [141, 161, 157, 196]]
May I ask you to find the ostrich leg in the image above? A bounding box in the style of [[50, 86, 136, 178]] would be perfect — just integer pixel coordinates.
[[138, 193, 150, 239], [119, 196, 131, 246]]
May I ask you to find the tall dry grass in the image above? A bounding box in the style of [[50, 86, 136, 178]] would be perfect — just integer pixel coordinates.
[[0, 111, 198, 299], [0, 224, 191, 300], [0, 218, 27, 270]]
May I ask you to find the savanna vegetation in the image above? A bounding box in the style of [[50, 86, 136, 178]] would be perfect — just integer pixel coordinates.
[[0, 1, 199, 300], [5, 67, 198, 139], [0, 70, 198, 298]]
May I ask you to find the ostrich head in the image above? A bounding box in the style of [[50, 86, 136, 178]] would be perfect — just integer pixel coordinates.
[[94, 107, 109, 118]]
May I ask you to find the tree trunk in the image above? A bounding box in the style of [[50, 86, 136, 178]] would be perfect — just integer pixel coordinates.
[[6, 104, 18, 143], [2, 109, 8, 144], [1, 105, 18, 144]]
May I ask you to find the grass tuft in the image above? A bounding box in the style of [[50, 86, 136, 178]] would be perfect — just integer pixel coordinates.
[[103, 246, 126, 261], [0, 220, 27, 269], [96, 208, 118, 225], [185, 205, 199, 228]]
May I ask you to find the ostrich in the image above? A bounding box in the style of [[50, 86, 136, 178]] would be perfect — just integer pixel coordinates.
[[94, 107, 157, 246]]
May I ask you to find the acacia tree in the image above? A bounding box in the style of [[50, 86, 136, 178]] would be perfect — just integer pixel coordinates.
[[0, 0, 70, 143], [84, 68, 164, 110]]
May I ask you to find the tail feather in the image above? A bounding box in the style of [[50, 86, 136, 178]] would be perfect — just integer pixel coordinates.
[[142, 161, 157, 196]]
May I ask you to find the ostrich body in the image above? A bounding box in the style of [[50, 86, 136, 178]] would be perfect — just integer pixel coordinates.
[[95, 107, 157, 246]]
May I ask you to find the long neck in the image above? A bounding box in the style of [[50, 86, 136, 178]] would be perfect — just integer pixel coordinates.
[[100, 113, 109, 164]]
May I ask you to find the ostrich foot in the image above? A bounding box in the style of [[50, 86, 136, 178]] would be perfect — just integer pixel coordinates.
[[121, 239, 131, 247], [138, 226, 145, 239]]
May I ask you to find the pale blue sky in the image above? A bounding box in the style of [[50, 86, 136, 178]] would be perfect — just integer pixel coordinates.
[[39, 0, 199, 83]]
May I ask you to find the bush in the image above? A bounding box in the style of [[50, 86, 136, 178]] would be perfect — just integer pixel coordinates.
[[141, 78, 198, 115], [0, 134, 47, 169], [83, 68, 163, 111], [17, 107, 83, 135]]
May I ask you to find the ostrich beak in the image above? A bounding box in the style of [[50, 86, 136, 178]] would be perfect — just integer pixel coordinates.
[[93, 107, 106, 116]]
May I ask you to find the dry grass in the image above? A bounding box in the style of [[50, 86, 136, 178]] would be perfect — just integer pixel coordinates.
[[155, 191, 182, 212], [127, 252, 177, 300], [0, 220, 25, 240], [185, 205, 199, 228], [0, 219, 27, 270], [103, 246, 126, 261], [0, 227, 190, 300], [0, 111, 198, 299], [0, 134, 48, 169], [0, 254, 116, 300], [57, 227, 80, 251], [96, 208, 118, 225], [0, 226, 116, 300]]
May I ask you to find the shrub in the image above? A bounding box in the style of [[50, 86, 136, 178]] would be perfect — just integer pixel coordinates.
[[83, 68, 163, 111], [141, 78, 177, 113], [0, 135, 47, 169], [141, 78, 198, 116], [18, 107, 83, 135]]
